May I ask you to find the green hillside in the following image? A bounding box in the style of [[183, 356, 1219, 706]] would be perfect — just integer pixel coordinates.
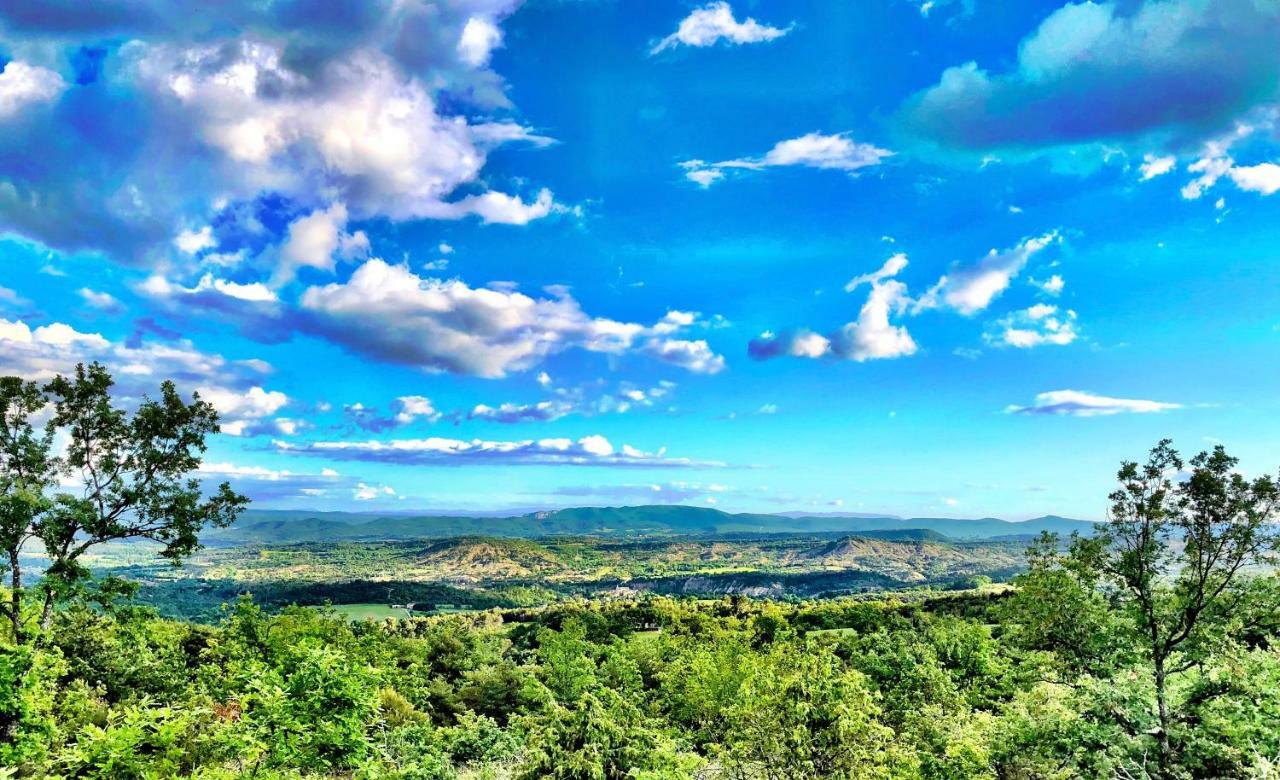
[[210, 505, 1096, 544]]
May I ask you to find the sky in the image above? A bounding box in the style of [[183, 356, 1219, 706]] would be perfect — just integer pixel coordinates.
[[1, 0, 1278, 520]]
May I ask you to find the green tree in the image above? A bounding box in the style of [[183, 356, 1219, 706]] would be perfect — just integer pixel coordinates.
[[1011, 440, 1280, 778], [0, 376, 57, 644], [0, 362, 247, 645], [720, 642, 910, 779]]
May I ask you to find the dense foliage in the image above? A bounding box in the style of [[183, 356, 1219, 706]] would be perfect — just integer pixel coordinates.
[[2, 367, 1278, 778], [2, 579, 1279, 779]]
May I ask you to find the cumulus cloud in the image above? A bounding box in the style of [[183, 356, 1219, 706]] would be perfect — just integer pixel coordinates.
[[0, 1, 557, 263], [394, 395, 441, 425], [751, 235, 1065, 364], [198, 385, 288, 420], [419, 188, 564, 225], [748, 330, 831, 360], [275, 434, 721, 468], [298, 258, 725, 377], [470, 379, 676, 424], [1139, 153, 1177, 180], [0, 60, 66, 118], [914, 232, 1059, 316], [0, 314, 295, 436], [275, 202, 370, 286], [831, 261, 918, 361], [140, 273, 278, 304], [137, 272, 288, 341], [457, 16, 503, 67], [640, 337, 725, 374], [986, 304, 1079, 348], [682, 132, 892, 187], [1227, 162, 1280, 195], [1006, 390, 1182, 416], [0, 316, 271, 389], [354, 482, 397, 501], [174, 225, 216, 255], [651, 2, 791, 54], [197, 461, 350, 502], [1031, 274, 1065, 296], [142, 41, 556, 222], [749, 254, 916, 363], [1174, 122, 1280, 200], [470, 400, 574, 424], [342, 396, 441, 432], [897, 0, 1280, 157]]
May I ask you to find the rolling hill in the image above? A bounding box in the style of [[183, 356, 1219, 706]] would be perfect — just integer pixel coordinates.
[[209, 505, 1096, 544]]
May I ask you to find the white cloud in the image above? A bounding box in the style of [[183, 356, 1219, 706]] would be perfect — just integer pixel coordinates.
[[1179, 125, 1280, 199], [174, 225, 216, 254], [275, 202, 370, 286], [198, 385, 289, 420], [299, 258, 724, 377], [1228, 162, 1280, 195], [761, 133, 888, 171], [197, 460, 349, 501], [651, 2, 790, 54], [423, 188, 563, 225], [749, 254, 915, 362], [394, 395, 442, 425], [354, 482, 397, 501], [986, 304, 1079, 348], [683, 132, 892, 187], [0, 4, 560, 264], [276, 434, 721, 468], [751, 330, 832, 359], [0, 61, 65, 118], [0, 316, 283, 437], [470, 400, 573, 423], [1181, 154, 1235, 199], [834, 259, 917, 361], [845, 252, 908, 292], [1032, 274, 1065, 296], [470, 380, 673, 424], [196, 385, 293, 437], [139, 273, 279, 304], [1139, 153, 1176, 180], [1006, 390, 1181, 417], [640, 337, 726, 374], [684, 167, 724, 188], [0, 285, 30, 308], [458, 17, 503, 67], [137, 40, 559, 226], [77, 288, 122, 312], [199, 462, 306, 480], [914, 232, 1059, 316]]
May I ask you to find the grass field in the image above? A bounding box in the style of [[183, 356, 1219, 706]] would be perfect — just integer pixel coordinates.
[[330, 603, 410, 621]]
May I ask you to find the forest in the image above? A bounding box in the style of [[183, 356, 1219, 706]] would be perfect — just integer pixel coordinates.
[[3, 367, 1280, 779]]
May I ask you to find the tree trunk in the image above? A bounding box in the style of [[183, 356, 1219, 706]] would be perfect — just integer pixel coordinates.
[[1154, 655, 1171, 778], [38, 586, 55, 633], [7, 551, 21, 645]]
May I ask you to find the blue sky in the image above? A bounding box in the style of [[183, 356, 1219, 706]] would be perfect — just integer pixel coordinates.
[[1, 0, 1278, 519]]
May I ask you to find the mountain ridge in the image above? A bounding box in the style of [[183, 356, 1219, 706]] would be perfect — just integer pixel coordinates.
[[210, 505, 1097, 544]]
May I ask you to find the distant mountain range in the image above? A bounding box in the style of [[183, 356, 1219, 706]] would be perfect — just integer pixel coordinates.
[[209, 505, 1098, 544]]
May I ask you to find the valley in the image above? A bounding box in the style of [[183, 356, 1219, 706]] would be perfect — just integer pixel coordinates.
[[83, 505, 1066, 620]]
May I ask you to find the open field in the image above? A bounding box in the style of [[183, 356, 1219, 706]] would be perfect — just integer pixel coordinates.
[[329, 602, 413, 620]]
